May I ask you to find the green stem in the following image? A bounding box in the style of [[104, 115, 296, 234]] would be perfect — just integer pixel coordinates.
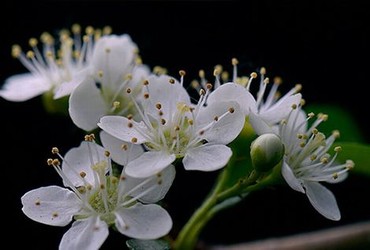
[[173, 166, 231, 250], [173, 165, 283, 250]]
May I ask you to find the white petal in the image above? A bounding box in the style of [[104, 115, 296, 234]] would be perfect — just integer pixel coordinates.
[[98, 116, 149, 144], [198, 101, 245, 144], [92, 35, 137, 89], [59, 217, 109, 250], [128, 65, 151, 89], [183, 144, 232, 171], [304, 181, 341, 221], [286, 108, 307, 134], [121, 165, 176, 203], [100, 130, 144, 166], [125, 151, 176, 178], [206, 82, 257, 115], [260, 93, 302, 124], [62, 141, 107, 187], [54, 69, 88, 99], [69, 78, 108, 131], [0, 73, 49, 101], [115, 203, 172, 239], [145, 74, 191, 121], [248, 111, 275, 135], [281, 161, 305, 193], [21, 186, 80, 226]]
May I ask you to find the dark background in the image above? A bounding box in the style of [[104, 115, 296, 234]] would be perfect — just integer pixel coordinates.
[[1, 0, 370, 249]]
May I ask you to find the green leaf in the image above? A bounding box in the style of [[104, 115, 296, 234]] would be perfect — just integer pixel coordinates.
[[305, 103, 364, 143], [334, 142, 370, 177], [126, 239, 171, 250]]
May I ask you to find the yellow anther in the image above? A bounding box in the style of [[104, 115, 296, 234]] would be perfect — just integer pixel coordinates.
[[52, 159, 60, 166], [121, 144, 128, 151], [11, 45, 22, 58], [85, 26, 94, 35], [221, 71, 229, 82], [51, 147, 59, 154], [47, 158, 53, 166], [71, 23, 81, 34], [199, 69, 205, 78], [29, 38, 38, 47], [260, 67, 266, 75], [295, 84, 302, 92], [321, 157, 329, 164], [103, 26, 112, 35], [191, 80, 200, 88], [26, 51, 35, 58], [332, 130, 340, 138], [274, 76, 283, 85], [113, 101, 120, 109]]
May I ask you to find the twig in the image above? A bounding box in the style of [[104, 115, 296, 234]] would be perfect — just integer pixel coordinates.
[[210, 220, 370, 250]]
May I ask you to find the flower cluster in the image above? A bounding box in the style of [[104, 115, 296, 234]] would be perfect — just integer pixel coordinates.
[[1, 24, 354, 250]]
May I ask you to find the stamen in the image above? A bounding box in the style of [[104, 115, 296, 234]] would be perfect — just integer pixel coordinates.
[[51, 147, 59, 154]]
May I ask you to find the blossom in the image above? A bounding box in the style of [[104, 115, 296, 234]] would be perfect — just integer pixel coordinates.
[[279, 105, 354, 220], [0, 24, 109, 102], [205, 63, 302, 135], [192, 60, 301, 135], [21, 138, 174, 250], [98, 73, 245, 178], [66, 34, 150, 131]]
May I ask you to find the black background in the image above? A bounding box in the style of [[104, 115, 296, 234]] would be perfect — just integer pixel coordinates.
[[1, 0, 370, 249]]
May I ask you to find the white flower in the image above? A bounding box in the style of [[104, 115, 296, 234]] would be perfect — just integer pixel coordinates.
[[98, 73, 245, 178], [205, 64, 302, 135], [193, 60, 301, 136], [67, 34, 150, 131], [0, 24, 108, 102], [279, 105, 354, 220], [21, 139, 174, 250]]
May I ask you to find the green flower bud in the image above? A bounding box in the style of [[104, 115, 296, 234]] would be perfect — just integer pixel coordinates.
[[250, 133, 284, 172]]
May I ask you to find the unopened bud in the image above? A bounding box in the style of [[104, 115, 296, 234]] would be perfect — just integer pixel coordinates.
[[250, 133, 284, 172]]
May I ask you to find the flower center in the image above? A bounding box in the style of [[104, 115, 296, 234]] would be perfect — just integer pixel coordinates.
[[88, 176, 119, 224]]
